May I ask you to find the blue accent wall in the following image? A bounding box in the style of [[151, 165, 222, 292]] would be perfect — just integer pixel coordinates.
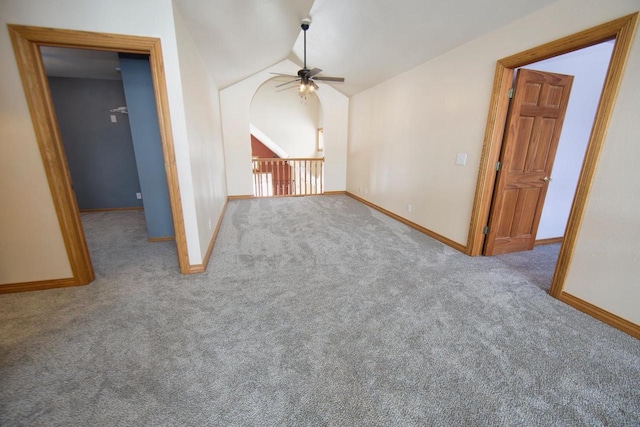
[[119, 55, 174, 239], [48, 77, 143, 210]]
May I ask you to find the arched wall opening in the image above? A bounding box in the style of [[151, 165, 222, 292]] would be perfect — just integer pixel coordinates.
[[220, 59, 349, 198], [250, 77, 324, 159]]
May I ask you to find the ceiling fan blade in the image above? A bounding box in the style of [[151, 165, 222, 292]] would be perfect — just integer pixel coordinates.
[[306, 68, 322, 78], [270, 72, 298, 78], [275, 79, 301, 88], [276, 85, 299, 92], [313, 76, 345, 82]]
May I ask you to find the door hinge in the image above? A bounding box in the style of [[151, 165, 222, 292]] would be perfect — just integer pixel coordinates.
[[507, 87, 514, 98], [495, 161, 501, 171], [483, 226, 490, 235]]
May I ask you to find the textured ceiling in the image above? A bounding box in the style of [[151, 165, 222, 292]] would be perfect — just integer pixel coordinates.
[[174, 0, 559, 96], [40, 46, 122, 80]]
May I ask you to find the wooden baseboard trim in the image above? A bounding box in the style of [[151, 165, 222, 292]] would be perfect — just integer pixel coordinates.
[[186, 264, 205, 274], [185, 199, 228, 274], [0, 277, 85, 294], [228, 192, 346, 200], [228, 195, 254, 200], [80, 207, 144, 212], [535, 237, 563, 246], [346, 192, 467, 254], [558, 291, 639, 340], [148, 236, 175, 242]]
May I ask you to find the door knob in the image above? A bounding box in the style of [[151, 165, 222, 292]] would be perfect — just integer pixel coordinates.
[[542, 176, 552, 183]]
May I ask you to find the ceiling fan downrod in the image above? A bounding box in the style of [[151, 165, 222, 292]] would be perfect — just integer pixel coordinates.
[[301, 18, 310, 72], [269, 17, 344, 95]]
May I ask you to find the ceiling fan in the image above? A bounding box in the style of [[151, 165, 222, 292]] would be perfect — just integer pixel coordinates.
[[272, 18, 345, 96]]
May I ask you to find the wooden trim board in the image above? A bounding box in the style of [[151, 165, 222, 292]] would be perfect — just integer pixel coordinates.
[[535, 237, 563, 246], [7, 24, 191, 293], [0, 278, 81, 294], [186, 199, 228, 274], [346, 192, 467, 253], [148, 236, 175, 242], [227, 195, 255, 200], [80, 207, 144, 212], [228, 192, 345, 200], [558, 292, 640, 340]]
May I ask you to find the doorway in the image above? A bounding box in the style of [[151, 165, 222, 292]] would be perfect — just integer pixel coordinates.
[[466, 13, 638, 328], [7, 25, 190, 292], [42, 47, 175, 252], [484, 40, 615, 257]]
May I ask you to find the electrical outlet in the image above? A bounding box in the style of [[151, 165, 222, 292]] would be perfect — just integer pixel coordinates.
[[456, 153, 467, 166], [136, 192, 142, 200], [208, 219, 212, 230], [407, 204, 412, 213], [110, 114, 117, 123]]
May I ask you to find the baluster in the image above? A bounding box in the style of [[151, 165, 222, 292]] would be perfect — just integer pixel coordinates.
[[273, 160, 278, 196], [314, 160, 318, 194], [304, 160, 311, 194], [298, 160, 302, 195]]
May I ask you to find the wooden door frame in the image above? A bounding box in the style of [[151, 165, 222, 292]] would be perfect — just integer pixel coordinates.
[[8, 25, 190, 289], [467, 13, 638, 296]]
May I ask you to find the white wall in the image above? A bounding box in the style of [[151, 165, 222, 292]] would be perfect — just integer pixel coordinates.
[[0, 0, 215, 284], [526, 42, 614, 240], [221, 59, 349, 196], [173, 4, 228, 261], [318, 82, 349, 193], [251, 79, 321, 158]]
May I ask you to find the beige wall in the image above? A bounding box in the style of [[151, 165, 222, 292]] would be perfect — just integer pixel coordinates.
[[221, 59, 349, 196], [562, 9, 640, 324], [251, 79, 321, 158], [0, 0, 226, 284], [347, 0, 640, 324]]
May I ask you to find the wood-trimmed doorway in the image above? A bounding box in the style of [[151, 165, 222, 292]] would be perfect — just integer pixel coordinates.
[[7, 25, 190, 291], [466, 13, 639, 335]]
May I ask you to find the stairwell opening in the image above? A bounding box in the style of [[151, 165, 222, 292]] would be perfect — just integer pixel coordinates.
[[249, 77, 324, 197]]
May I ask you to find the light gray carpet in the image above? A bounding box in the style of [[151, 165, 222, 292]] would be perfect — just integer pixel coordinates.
[[1, 195, 638, 426]]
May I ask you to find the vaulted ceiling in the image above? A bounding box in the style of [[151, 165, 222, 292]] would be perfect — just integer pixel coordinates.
[[173, 0, 559, 96]]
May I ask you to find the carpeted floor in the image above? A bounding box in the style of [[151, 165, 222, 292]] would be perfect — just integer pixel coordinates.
[[1, 195, 638, 426]]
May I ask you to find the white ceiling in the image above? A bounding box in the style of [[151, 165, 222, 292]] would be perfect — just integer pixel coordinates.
[[40, 46, 122, 80], [174, 0, 559, 96], [40, 0, 561, 96]]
